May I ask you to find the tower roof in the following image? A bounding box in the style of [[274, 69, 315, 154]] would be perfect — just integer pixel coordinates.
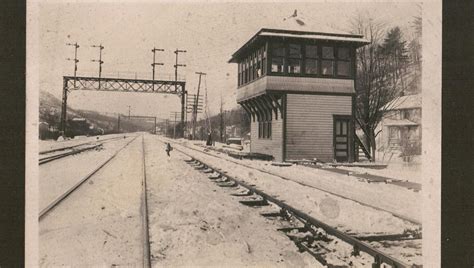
[[229, 10, 369, 63], [262, 9, 352, 36]]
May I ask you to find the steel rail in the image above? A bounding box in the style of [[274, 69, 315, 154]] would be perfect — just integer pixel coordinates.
[[174, 147, 410, 268], [38, 136, 138, 220], [141, 136, 152, 268], [39, 136, 123, 155], [39, 144, 102, 165], [166, 139, 421, 226], [39, 136, 126, 165]]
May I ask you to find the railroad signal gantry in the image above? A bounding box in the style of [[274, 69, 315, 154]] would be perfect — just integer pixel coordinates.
[[60, 76, 186, 137], [60, 46, 187, 138]]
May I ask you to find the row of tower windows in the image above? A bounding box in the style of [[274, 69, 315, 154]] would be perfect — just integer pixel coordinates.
[[238, 42, 353, 87]]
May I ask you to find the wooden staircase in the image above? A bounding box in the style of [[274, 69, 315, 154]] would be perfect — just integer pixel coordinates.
[[355, 135, 372, 162]]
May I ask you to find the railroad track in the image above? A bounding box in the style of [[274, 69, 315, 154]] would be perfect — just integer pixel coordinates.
[[39, 136, 126, 165], [161, 140, 422, 267], [163, 141, 421, 267], [40, 134, 153, 267], [39, 136, 124, 155], [166, 138, 421, 226], [38, 136, 138, 220], [141, 135, 152, 268]]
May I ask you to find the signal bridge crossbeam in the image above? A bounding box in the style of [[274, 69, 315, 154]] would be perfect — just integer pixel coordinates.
[[60, 75, 187, 136]]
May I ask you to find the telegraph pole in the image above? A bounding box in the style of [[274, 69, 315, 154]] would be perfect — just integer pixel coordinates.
[[128, 105, 131, 119], [170, 112, 180, 139], [174, 112, 177, 139], [220, 95, 224, 143], [151, 48, 164, 91], [91, 44, 104, 89], [66, 42, 79, 88], [192, 72, 206, 139], [117, 114, 121, 133], [174, 49, 186, 137], [61, 42, 80, 136]]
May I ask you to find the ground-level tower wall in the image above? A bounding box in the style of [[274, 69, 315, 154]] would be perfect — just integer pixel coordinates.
[[250, 116, 284, 162], [286, 94, 352, 162]]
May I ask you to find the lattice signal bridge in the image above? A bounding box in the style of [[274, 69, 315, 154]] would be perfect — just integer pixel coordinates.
[[64, 76, 185, 95]]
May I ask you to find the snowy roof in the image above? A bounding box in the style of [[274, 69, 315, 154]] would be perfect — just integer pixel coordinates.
[[383, 119, 419, 126], [258, 31, 370, 43], [261, 9, 353, 36], [229, 10, 369, 63], [384, 94, 422, 111]]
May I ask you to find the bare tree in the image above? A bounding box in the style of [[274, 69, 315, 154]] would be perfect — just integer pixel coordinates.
[[350, 13, 409, 161]]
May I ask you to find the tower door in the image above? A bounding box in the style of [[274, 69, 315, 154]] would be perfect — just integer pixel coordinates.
[[334, 117, 350, 162]]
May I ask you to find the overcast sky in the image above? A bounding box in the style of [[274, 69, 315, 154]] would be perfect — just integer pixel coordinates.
[[37, 1, 420, 120]]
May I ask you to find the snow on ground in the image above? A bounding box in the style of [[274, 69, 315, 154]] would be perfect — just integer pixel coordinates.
[[369, 239, 422, 266], [38, 133, 421, 266], [39, 136, 145, 266], [144, 135, 321, 267], [160, 137, 419, 234], [155, 136, 422, 266], [167, 138, 422, 224], [39, 136, 136, 212], [338, 161, 422, 184]]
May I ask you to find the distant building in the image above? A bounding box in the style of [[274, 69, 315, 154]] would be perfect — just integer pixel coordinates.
[[225, 125, 242, 138], [228, 11, 369, 162], [377, 94, 422, 160], [39, 122, 49, 139]]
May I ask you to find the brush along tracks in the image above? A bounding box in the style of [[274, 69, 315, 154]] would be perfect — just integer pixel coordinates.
[[184, 156, 422, 268]]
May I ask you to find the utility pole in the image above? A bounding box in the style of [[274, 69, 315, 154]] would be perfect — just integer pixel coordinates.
[[117, 114, 121, 133], [91, 43, 104, 89], [220, 95, 224, 143], [170, 112, 180, 139], [61, 42, 80, 137], [174, 112, 177, 139], [66, 42, 79, 88], [128, 105, 131, 119], [174, 49, 186, 84], [174, 49, 186, 138], [165, 119, 169, 137], [151, 48, 164, 91], [192, 72, 206, 140]]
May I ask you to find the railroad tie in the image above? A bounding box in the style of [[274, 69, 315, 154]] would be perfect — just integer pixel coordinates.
[[239, 199, 269, 207], [216, 181, 238, 188], [230, 190, 253, 197], [202, 168, 214, 173], [208, 173, 222, 180]]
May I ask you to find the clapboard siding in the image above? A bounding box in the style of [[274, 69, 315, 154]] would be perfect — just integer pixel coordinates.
[[236, 76, 268, 102], [267, 76, 355, 94], [286, 94, 352, 161], [237, 76, 355, 102], [250, 117, 283, 162]]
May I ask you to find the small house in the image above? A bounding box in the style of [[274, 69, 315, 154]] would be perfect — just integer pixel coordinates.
[[228, 11, 369, 162], [377, 94, 422, 160]]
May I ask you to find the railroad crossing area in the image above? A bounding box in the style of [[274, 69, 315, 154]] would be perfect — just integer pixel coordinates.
[[39, 133, 422, 267]]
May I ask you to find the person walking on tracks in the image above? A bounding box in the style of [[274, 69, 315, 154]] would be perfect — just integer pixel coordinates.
[[165, 142, 173, 157]]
